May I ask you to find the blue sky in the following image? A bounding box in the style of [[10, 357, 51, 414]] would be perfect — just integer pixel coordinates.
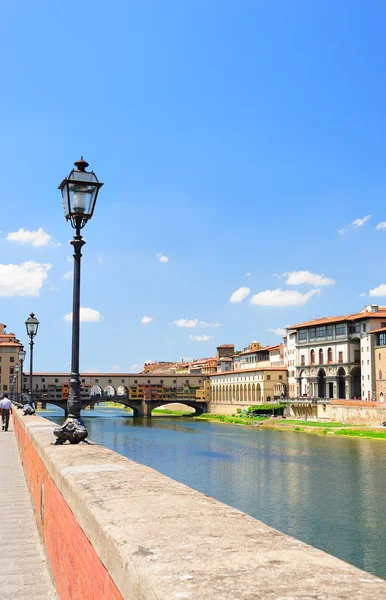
[[1, 1, 386, 372]]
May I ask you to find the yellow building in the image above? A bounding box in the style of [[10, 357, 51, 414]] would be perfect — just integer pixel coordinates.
[[0, 323, 23, 394], [209, 367, 288, 414]]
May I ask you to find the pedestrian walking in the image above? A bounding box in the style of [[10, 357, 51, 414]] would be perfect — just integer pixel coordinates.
[[0, 393, 12, 431]]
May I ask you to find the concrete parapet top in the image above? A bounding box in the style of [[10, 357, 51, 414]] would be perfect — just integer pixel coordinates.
[[16, 411, 386, 599]]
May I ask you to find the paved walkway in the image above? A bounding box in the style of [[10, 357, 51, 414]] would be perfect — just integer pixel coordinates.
[[0, 422, 57, 599]]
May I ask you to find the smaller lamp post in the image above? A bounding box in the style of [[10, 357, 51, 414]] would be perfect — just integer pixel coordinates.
[[19, 347, 26, 402], [25, 313, 39, 411], [14, 366, 20, 403]]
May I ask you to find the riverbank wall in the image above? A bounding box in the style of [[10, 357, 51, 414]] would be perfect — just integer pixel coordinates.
[[288, 400, 386, 425], [13, 410, 386, 599], [209, 399, 386, 426]]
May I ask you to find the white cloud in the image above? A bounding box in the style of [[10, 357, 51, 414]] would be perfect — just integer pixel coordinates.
[[359, 292, 367, 297], [338, 215, 371, 236], [268, 328, 286, 336], [84, 366, 100, 373], [6, 227, 54, 247], [172, 318, 199, 328], [110, 365, 120, 372], [48, 283, 58, 293], [156, 252, 169, 263], [129, 363, 143, 372], [62, 270, 73, 280], [230, 287, 250, 303], [245, 272, 251, 277], [189, 335, 212, 342], [97, 254, 104, 265], [66, 256, 72, 263], [376, 222, 386, 230], [63, 307, 103, 322], [284, 270, 335, 287], [250, 288, 320, 307], [0, 261, 51, 296], [352, 215, 371, 227], [199, 321, 222, 328], [141, 316, 153, 325], [369, 284, 386, 297]]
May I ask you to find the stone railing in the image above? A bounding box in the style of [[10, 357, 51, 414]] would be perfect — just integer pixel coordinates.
[[13, 411, 386, 599], [283, 397, 333, 404]]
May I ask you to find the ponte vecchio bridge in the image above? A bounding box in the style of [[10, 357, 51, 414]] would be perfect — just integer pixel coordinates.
[[24, 372, 208, 417]]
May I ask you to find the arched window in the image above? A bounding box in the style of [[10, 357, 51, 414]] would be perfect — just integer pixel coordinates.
[[310, 349, 315, 365], [328, 347, 332, 364], [379, 370, 382, 380], [319, 349, 324, 365]]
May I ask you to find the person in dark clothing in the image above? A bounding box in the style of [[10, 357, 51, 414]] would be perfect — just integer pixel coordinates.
[[0, 393, 12, 431]]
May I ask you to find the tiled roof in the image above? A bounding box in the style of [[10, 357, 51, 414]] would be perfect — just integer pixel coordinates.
[[217, 344, 235, 348], [235, 344, 282, 356], [209, 367, 287, 377], [369, 327, 386, 334], [288, 308, 386, 330]]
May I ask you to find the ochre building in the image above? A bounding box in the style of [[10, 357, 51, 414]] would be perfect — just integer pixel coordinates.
[[0, 323, 23, 394], [209, 367, 287, 415]]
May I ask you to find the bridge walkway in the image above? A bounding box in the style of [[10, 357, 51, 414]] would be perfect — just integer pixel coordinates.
[[0, 421, 57, 599]]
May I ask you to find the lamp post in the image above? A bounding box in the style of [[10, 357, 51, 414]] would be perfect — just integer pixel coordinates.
[[19, 347, 26, 402], [53, 157, 103, 445], [14, 365, 20, 403], [25, 313, 39, 411]]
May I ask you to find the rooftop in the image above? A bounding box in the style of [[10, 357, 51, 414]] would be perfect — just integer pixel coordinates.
[[288, 306, 386, 330], [210, 367, 287, 377], [235, 344, 282, 356]]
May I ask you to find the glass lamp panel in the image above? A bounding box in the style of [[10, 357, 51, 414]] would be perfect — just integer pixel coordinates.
[[61, 185, 70, 219], [68, 171, 99, 217], [27, 323, 35, 335], [26, 318, 39, 337]]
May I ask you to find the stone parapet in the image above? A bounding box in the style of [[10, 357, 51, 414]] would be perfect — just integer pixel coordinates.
[[13, 410, 386, 599]]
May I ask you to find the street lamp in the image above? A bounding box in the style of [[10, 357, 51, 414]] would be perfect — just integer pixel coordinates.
[[25, 312, 39, 412], [14, 365, 20, 403], [53, 157, 103, 445], [19, 347, 26, 401]]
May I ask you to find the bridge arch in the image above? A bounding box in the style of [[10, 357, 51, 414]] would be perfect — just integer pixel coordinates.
[[91, 385, 102, 397], [117, 385, 128, 396], [104, 385, 116, 397]]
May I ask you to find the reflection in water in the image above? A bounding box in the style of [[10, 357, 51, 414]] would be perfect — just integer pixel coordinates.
[[40, 406, 386, 579]]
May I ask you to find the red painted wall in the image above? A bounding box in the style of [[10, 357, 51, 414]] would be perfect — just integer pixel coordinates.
[[13, 417, 123, 600]]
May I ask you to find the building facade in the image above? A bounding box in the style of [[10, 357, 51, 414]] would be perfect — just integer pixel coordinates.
[[286, 305, 386, 400], [24, 372, 206, 404], [233, 341, 285, 371], [371, 327, 386, 402], [0, 323, 23, 394], [216, 344, 235, 359], [209, 367, 288, 414]]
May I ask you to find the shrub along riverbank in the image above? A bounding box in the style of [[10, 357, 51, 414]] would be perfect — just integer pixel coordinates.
[[195, 413, 386, 439]]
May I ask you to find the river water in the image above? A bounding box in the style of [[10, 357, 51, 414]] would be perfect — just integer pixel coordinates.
[[40, 406, 386, 579]]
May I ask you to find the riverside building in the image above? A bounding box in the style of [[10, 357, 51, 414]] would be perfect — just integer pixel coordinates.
[[0, 323, 23, 394], [209, 367, 287, 414], [233, 341, 285, 371], [286, 305, 386, 401]]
